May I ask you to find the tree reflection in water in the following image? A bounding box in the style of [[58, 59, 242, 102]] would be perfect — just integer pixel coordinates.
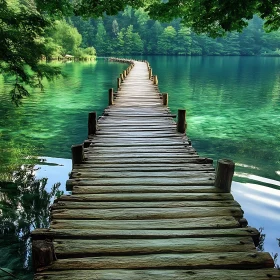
[[0, 164, 60, 279]]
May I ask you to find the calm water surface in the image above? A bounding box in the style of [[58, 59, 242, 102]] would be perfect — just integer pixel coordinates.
[[0, 57, 279, 277]]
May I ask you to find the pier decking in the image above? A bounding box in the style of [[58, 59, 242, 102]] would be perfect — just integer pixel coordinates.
[[32, 59, 280, 279]]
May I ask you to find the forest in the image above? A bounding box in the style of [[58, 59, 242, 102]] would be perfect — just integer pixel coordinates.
[[69, 7, 280, 56]]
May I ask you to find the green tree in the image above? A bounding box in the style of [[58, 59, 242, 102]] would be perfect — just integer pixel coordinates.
[[175, 26, 192, 55], [95, 19, 109, 55], [158, 26, 177, 54], [51, 20, 82, 55], [146, 20, 163, 54], [222, 32, 241, 55]]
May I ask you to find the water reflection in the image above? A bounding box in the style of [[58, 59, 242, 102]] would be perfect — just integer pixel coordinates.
[[0, 158, 70, 279], [232, 181, 280, 266]]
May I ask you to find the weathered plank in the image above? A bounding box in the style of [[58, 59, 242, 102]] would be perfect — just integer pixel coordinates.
[[84, 153, 199, 159], [50, 216, 240, 230], [33, 269, 280, 280], [66, 177, 215, 188], [53, 237, 256, 257], [73, 162, 214, 170], [51, 200, 240, 210], [51, 206, 243, 220], [31, 227, 260, 240], [44, 252, 274, 270], [70, 170, 214, 179], [59, 192, 233, 201], [72, 165, 215, 173], [70, 185, 219, 194]]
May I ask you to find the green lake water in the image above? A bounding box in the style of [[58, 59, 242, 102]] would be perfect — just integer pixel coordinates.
[[0, 57, 279, 278]]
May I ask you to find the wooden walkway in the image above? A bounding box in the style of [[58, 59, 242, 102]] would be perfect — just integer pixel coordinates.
[[32, 59, 280, 279]]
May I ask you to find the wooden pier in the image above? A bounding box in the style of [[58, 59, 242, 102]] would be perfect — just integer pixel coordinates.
[[32, 59, 280, 279]]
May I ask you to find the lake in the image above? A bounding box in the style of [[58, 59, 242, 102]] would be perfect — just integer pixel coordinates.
[[0, 56, 279, 278]]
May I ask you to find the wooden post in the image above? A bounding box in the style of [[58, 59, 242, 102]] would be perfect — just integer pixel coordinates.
[[120, 73, 124, 82], [109, 88, 114, 105], [88, 111, 97, 135], [83, 139, 92, 148], [117, 77, 121, 89], [215, 159, 235, 193], [123, 70, 126, 78], [149, 68, 152, 79], [153, 75, 158, 85], [162, 93, 168, 106], [177, 109, 186, 133], [71, 144, 84, 166], [32, 239, 56, 271]]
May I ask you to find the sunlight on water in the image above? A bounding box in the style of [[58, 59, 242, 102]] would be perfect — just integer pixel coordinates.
[[232, 182, 280, 263]]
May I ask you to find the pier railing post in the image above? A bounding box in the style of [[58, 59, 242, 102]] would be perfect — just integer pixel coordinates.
[[109, 88, 114, 106], [117, 77, 121, 89], [153, 75, 158, 85], [88, 111, 97, 135], [162, 93, 168, 106], [177, 109, 186, 133], [120, 73, 124, 82], [32, 239, 56, 271], [123, 70, 127, 78], [215, 159, 235, 192], [71, 144, 84, 167], [149, 68, 152, 79]]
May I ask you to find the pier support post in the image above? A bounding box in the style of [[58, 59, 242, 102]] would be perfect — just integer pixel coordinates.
[[109, 88, 114, 105], [117, 77, 121, 89], [32, 239, 56, 271], [88, 111, 97, 135], [71, 144, 84, 166], [177, 109, 186, 133], [215, 159, 235, 193], [120, 73, 124, 82], [123, 70, 127, 78], [162, 93, 168, 106], [153, 75, 158, 85], [149, 68, 152, 79]]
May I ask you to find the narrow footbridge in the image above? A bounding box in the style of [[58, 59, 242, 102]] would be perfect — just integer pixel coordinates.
[[32, 59, 280, 279]]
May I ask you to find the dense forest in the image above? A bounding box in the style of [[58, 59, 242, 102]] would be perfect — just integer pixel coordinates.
[[69, 7, 280, 56]]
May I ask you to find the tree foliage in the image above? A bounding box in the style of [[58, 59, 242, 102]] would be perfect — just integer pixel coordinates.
[[71, 10, 280, 57], [148, 0, 280, 37], [1, 0, 280, 103], [0, 0, 71, 104]]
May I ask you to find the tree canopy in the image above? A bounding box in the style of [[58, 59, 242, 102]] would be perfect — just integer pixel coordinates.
[[74, 0, 280, 36], [0, 0, 280, 103]]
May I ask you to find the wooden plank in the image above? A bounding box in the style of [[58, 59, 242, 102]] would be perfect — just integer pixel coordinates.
[[96, 131, 180, 136], [50, 216, 240, 230], [59, 192, 233, 202], [70, 185, 218, 194], [73, 162, 214, 170], [86, 147, 197, 154], [53, 237, 256, 257], [66, 177, 215, 188], [51, 206, 243, 220], [51, 200, 240, 210], [42, 252, 275, 270], [89, 137, 186, 143], [72, 165, 215, 172], [70, 170, 214, 179], [34, 269, 280, 280], [93, 133, 181, 138], [87, 142, 190, 147], [84, 153, 199, 158], [31, 227, 260, 240]]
